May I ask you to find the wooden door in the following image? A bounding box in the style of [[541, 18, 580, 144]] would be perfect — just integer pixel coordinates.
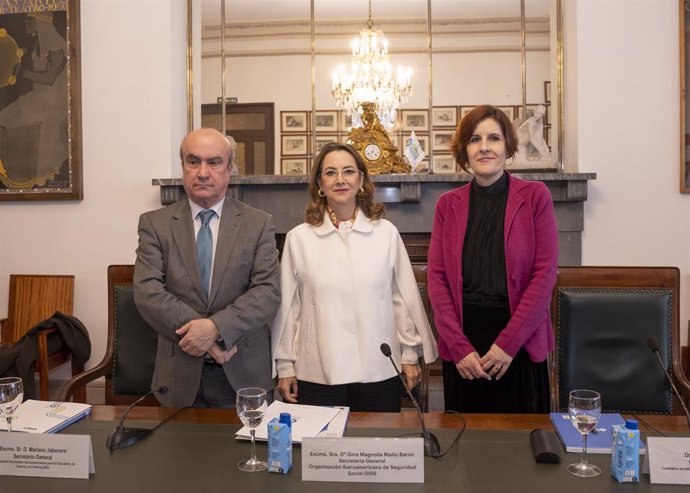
[[201, 103, 275, 175]]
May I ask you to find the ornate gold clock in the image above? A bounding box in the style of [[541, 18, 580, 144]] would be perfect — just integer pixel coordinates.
[[347, 102, 411, 175]]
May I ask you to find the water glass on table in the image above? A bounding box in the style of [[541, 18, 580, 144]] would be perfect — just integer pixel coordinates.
[[0, 377, 24, 432], [236, 387, 268, 472], [567, 389, 602, 477]]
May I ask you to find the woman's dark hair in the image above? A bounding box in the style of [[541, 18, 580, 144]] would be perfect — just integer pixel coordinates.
[[450, 105, 518, 172], [305, 142, 384, 226]]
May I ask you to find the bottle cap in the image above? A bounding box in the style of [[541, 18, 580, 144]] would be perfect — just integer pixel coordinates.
[[279, 412, 292, 427], [625, 419, 638, 430]]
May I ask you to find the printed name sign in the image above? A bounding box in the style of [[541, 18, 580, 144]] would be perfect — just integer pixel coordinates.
[[302, 437, 423, 483], [645, 437, 690, 485], [0, 433, 94, 479]]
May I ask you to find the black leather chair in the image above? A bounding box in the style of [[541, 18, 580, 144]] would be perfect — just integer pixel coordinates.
[[58, 265, 159, 405], [550, 266, 690, 414]]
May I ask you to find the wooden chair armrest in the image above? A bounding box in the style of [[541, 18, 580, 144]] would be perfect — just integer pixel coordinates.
[[675, 371, 690, 400], [57, 360, 112, 402]]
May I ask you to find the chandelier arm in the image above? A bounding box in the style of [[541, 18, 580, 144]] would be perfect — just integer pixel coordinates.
[[331, 0, 412, 131]]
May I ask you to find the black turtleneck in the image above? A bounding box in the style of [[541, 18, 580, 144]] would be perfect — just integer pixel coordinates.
[[461, 172, 509, 305]]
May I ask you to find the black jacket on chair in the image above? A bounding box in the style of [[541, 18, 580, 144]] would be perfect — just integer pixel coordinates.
[[0, 311, 91, 400]]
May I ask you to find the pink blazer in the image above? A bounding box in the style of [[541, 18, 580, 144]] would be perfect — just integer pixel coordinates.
[[427, 173, 558, 364]]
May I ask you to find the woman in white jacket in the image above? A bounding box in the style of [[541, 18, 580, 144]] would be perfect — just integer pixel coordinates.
[[271, 143, 437, 411]]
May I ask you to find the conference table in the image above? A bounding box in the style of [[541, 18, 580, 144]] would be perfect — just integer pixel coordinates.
[[0, 406, 687, 492]]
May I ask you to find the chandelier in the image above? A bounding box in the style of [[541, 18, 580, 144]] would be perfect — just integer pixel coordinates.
[[331, 0, 412, 130]]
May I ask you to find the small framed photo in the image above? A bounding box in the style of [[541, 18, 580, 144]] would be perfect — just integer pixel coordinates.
[[432, 130, 455, 151], [401, 109, 429, 131], [432, 154, 456, 174], [314, 134, 338, 155], [339, 111, 353, 131], [496, 106, 515, 121], [432, 107, 458, 127], [282, 158, 308, 175], [315, 111, 338, 132], [281, 111, 308, 132], [544, 81, 551, 103], [460, 106, 476, 121], [281, 134, 309, 156]]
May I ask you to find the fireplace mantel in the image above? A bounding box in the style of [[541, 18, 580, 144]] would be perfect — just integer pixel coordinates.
[[153, 172, 595, 265]]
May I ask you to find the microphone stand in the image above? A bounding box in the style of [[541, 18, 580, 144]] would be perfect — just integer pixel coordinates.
[[380, 344, 441, 457], [107, 386, 168, 451], [647, 337, 690, 430]]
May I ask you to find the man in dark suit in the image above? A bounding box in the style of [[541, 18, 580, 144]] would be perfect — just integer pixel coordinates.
[[133, 128, 280, 407]]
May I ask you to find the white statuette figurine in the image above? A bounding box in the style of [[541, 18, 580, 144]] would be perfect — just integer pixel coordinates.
[[514, 104, 550, 164]]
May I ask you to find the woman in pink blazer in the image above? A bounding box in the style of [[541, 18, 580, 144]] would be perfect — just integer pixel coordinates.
[[428, 105, 558, 413]]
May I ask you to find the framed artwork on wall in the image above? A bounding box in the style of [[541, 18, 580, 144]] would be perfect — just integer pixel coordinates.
[[315, 111, 338, 132], [544, 81, 552, 104], [281, 158, 308, 175], [432, 107, 458, 127], [401, 109, 429, 131], [432, 154, 456, 174], [432, 130, 454, 152], [680, 0, 690, 192], [314, 134, 338, 155], [0, 0, 83, 201], [281, 134, 309, 156], [281, 111, 308, 132], [460, 106, 476, 122]]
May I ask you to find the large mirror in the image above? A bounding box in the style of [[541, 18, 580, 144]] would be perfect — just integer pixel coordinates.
[[190, 0, 562, 175]]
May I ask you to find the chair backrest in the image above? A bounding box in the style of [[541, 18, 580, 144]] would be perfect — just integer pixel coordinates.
[[106, 265, 159, 405], [2, 275, 74, 344], [410, 263, 435, 412], [551, 266, 688, 414], [58, 266, 159, 405]]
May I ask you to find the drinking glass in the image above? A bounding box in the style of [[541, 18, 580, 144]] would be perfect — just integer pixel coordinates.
[[236, 387, 268, 472], [567, 389, 602, 477], [0, 377, 24, 432]]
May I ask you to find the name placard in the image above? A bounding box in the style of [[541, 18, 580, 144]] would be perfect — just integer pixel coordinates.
[[0, 433, 94, 479], [645, 437, 690, 485], [302, 437, 423, 483]]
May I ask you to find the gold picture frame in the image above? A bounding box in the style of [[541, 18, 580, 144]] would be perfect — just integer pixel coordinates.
[[0, 0, 83, 201]]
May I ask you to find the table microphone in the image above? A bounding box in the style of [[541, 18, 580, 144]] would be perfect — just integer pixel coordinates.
[[380, 343, 441, 457], [106, 386, 168, 451], [646, 337, 690, 430]]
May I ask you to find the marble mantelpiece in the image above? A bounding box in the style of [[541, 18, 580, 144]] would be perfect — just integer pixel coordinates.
[[153, 172, 596, 265]]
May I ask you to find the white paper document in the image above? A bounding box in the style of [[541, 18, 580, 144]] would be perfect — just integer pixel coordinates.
[[0, 400, 92, 434], [236, 401, 346, 442]]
